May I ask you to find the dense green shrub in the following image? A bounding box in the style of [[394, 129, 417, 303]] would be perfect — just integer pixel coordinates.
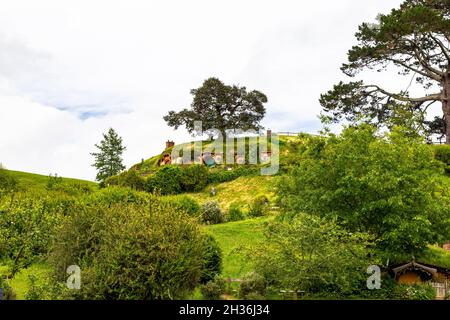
[[145, 166, 183, 195], [393, 284, 436, 300], [106, 170, 146, 191], [249, 214, 376, 298], [200, 275, 226, 300], [278, 125, 450, 254], [227, 203, 245, 222], [0, 276, 16, 300], [162, 195, 201, 217], [85, 186, 149, 206], [48, 197, 214, 300], [0, 194, 68, 274], [180, 165, 209, 192], [0, 169, 18, 193], [121, 170, 146, 190], [207, 166, 258, 184], [239, 272, 267, 300], [248, 194, 269, 218], [200, 234, 223, 283], [434, 145, 450, 174], [45, 174, 94, 196], [201, 201, 225, 225]]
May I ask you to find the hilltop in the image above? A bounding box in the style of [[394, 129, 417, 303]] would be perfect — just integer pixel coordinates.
[[4, 169, 97, 192]]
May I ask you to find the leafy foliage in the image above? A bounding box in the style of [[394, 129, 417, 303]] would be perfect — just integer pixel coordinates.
[[180, 165, 209, 192], [227, 203, 245, 222], [200, 234, 223, 284], [239, 272, 267, 300], [201, 201, 225, 225], [145, 166, 183, 195], [249, 214, 376, 298], [200, 275, 226, 300], [91, 128, 127, 183], [0, 194, 71, 275], [164, 77, 267, 137], [320, 1, 450, 143], [161, 195, 201, 217], [0, 276, 16, 300], [207, 166, 259, 184], [0, 168, 18, 193], [48, 197, 218, 300], [248, 194, 269, 218], [433, 144, 450, 174], [278, 125, 450, 254]]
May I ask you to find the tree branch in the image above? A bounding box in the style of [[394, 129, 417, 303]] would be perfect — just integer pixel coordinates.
[[363, 85, 442, 103], [386, 57, 442, 82], [402, 38, 446, 76], [427, 33, 450, 62]]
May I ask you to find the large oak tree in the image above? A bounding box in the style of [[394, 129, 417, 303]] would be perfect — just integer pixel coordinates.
[[320, 0, 450, 143], [164, 78, 267, 138]]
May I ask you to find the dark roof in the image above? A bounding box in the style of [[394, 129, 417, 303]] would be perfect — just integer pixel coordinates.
[[392, 262, 438, 277]]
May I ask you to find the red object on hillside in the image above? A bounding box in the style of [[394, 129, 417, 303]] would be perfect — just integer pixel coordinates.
[[166, 140, 175, 149]]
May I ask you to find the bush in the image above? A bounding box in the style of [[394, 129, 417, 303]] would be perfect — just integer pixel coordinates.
[[200, 275, 226, 300], [105, 170, 146, 191], [0, 169, 18, 192], [85, 187, 149, 206], [278, 125, 450, 254], [163, 195, 201, 217], [145, 166, 183, 195], [0, 195, 68, 274], [249, 214, 376, 298], [393, 284, 436, 300], [48, 197, 209, 300], [248, 195, 269, 218], [180, 165, 209, 192], [227, 203, 245, 222], [434, 145, 450, 174], [121, 170, 146, 190], [200, 234, 223, 284], [201, 201, 225, 225], [239, 272, 266, 300], [207, 166, 258, 184], [0, 276, 16, 300]]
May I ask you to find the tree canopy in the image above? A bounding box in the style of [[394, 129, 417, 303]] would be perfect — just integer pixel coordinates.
[[164, 78, 267, 138], [320, 0, 450, 143], [91, 128, 126, 183], [277, 125, 450, 255]]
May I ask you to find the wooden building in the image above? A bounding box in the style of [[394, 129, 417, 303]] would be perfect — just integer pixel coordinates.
[[390, 261, 450, 299]]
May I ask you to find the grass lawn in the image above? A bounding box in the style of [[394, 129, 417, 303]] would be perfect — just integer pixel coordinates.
[[204, 216, 272, 279], [0, 262, 51, 300], [184, 175, 278, 212]]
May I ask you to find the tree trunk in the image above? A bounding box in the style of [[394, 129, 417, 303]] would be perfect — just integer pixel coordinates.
[[444, 73, 450, 144]]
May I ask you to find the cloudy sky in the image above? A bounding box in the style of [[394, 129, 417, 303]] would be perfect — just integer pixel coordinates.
[[0, 0, 406, 180]]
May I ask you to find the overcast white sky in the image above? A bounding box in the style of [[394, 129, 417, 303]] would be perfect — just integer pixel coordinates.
[[0, 0, 408, 180]]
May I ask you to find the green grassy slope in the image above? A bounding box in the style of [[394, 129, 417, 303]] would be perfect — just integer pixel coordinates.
[[131, 134, 296, 176], [204, 217, 272, 279], [162, 175, 277, 212], [7, 170, 97, 191]]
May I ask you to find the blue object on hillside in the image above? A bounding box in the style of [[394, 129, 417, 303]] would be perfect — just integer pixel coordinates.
[[203, 155, 215, 167]]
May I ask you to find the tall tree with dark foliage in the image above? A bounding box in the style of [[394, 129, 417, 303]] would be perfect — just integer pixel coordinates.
[[164, 77, 267, 138], [320, 0, 450, 143]]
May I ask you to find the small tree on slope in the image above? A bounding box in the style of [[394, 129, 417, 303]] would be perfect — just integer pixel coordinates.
[[91, 128, 126, 183]]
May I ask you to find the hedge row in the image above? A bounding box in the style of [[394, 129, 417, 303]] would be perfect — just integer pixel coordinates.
[[433, 145, 450, 174], [106, 165, 258, 195]]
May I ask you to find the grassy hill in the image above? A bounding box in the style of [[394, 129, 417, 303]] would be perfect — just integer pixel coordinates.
[[130, 134, 300, 176], [5, 170, 97, 192], [2, 135, 449, 300]]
